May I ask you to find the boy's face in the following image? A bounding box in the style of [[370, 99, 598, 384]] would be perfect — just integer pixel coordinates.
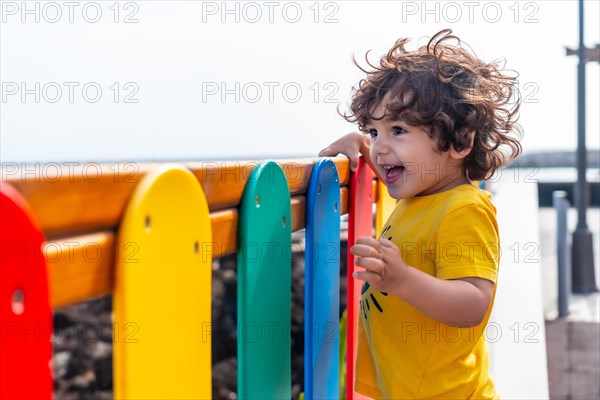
[[365, 102, 469, 199]]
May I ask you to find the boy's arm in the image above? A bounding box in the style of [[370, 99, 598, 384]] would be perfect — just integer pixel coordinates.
[[319, 132, 379, 175], [351, 237, 493, 327], [390, 265, 493, 327]]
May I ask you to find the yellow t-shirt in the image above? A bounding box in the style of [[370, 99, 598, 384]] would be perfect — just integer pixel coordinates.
[[355, 184, 500, 399]]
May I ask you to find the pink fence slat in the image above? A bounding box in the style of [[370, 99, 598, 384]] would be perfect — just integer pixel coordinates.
[[346, 157, 373, 400]]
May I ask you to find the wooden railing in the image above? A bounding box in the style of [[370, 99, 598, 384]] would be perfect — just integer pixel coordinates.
[[3, 158, 375, 308]]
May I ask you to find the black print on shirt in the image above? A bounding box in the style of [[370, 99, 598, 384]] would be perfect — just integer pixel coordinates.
[[360, 282, 388, 319]]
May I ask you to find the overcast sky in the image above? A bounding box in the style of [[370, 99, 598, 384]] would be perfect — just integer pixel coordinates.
[[1, 0, 599, 162]]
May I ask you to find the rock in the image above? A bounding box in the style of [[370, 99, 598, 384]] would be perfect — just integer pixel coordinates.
[[70, 370, 96, 390], [212, 357, 237, 400], [64, 344, 90, 380], [53, 351, 71, 379], [93, 355, 113, 390], [54, 312, 76, 330]]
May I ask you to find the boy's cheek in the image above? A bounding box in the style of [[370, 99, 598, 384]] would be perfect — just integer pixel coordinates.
[[368, 146, 377, 162]]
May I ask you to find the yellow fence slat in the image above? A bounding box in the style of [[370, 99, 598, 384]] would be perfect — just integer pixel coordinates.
[[113, 165, 212, 399]]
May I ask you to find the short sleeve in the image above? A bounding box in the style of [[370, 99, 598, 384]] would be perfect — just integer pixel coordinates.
[[433, 203, 499, 283]]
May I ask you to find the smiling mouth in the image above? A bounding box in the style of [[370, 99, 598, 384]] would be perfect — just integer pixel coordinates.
[[382, 165, 405, 183]]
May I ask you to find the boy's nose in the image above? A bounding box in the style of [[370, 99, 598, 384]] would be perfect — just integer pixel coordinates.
[[372, 133, 391, 155]]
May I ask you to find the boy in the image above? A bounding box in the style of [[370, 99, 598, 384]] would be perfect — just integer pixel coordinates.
[[319, 29, 522, 399]]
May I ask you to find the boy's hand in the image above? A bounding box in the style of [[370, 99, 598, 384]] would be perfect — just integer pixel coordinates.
[[350, 237, 407, 293], [318, 132, 368, 172]]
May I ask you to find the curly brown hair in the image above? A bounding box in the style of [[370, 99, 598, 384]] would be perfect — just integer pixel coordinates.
[[344, 29, 522, 181]]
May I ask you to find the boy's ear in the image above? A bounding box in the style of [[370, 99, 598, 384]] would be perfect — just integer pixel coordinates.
[[450, 130, 475, 160]]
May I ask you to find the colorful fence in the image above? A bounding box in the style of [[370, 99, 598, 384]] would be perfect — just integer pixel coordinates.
[[0, 157, 397, 399]]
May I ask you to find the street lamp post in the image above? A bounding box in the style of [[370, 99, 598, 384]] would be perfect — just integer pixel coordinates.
[[569, 0, 597, 293]]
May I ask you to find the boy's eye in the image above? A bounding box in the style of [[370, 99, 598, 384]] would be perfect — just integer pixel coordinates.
[[368, 129, 378, 138], [393, 126, 407, 135]]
